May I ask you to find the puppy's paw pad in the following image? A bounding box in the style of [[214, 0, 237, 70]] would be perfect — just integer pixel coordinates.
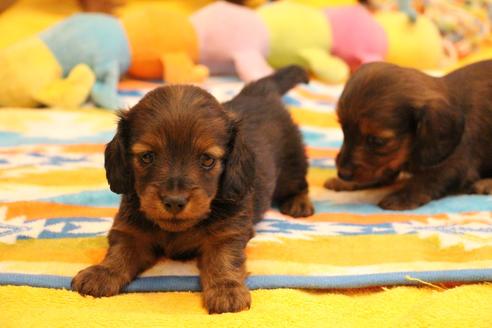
[[379, 192, 430, 211], [71, 265, 125, 297], [324, 178, 357, 191], [280, 193, 314, 218], [472, 179, 492, 194], [204, 284, 251, 314]]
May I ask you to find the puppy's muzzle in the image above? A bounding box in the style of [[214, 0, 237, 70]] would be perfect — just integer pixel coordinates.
[[336, 146, 355, 181], [162, 194, 189, 214]]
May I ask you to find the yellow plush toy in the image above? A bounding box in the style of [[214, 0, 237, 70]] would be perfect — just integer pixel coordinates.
[[0, 37, 58, 107], [0, 34, 95, 108], [375, 11, 444, 69]]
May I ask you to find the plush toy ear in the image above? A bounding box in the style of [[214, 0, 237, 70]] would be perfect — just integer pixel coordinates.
[[104, 111, 134, 194], [217, 118, 255, 202], [412, 98, 464, 167]]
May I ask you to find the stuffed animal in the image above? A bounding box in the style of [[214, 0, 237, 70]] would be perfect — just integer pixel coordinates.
[[374, 10, 444, 69], [0, 7, 210, 109], [0, 13, 129, 109], [258, 1, 349, 83], [121, 6, 209, 83], [323, 4, 444, 71], [324, 4, 388, 70], [0, 1, 447, 109], [192, 1, 350, 83], [190, 1, 272, 82]]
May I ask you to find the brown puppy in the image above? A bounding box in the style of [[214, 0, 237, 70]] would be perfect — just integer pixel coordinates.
[[325, 60, 492, 210], [71, 66, 314, 314]]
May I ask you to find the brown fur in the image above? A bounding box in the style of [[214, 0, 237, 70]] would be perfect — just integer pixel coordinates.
[[71, 66, 314, 314], [78, 0, 125, 13], [325, 60, 492, 210]]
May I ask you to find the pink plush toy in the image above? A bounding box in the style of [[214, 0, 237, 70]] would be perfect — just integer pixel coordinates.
[[324, 4, 444, 70], [324, 4, 388, 70], [191, 1, 272, 82]]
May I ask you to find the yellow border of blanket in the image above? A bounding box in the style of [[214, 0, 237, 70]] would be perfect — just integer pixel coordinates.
[[2, 285, 492, 327]]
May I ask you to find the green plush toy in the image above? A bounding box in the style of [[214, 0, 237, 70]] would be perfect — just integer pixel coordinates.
[[258, 1, 349, 83]]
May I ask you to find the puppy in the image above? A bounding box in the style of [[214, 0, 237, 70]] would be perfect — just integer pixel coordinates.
[[325, 60, 492, 210], [71, 66, 314, 314]]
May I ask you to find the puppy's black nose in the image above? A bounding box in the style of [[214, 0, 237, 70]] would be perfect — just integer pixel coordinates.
[[163, 195, 188, 214], [338, 168, 354, 181]]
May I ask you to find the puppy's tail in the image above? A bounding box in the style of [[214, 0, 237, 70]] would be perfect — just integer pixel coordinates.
[[237, 65, 309, 98], [266, 65, 309, 95], [265, 65, 309, 95]]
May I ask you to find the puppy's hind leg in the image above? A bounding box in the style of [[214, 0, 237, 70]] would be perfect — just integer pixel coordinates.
[[273, 142, 314, 218], [279, 190, 314, 218]]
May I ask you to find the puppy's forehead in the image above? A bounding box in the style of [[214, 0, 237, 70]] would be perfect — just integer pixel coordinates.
[[131, 85, 225, 122], [339, 108, 408, 138], [339, 65, 402, 116], [337, 63, 421, 133], [128, 85, 230, 149]]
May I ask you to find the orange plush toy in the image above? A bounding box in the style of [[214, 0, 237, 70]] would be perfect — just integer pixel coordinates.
[[121, 6, 208, 83]]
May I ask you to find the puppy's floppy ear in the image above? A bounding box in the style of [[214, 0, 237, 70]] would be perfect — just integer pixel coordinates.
[[105, 111, 134, 194], [412, 97, 464, 167], [217, 117, 255, 202]]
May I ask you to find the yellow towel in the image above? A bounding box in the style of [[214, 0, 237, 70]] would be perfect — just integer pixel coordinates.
[[2, 285, 492, 327]]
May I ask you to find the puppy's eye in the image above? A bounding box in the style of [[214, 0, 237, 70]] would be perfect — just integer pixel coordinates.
[[200, 154, 216, 170], [140, 151, 155, 164], [366, 136, 387, 148]]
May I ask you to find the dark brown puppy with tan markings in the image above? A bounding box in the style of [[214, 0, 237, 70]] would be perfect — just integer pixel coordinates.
[[71, 66, 314, 314], [325, 60, 492, 210]]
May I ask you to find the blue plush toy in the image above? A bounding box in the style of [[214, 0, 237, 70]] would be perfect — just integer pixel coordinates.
[[40, 14, 131, 109]]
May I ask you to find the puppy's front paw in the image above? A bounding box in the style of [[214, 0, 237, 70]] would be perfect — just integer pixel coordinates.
[[204, 283, 251, 314], [279, 193, 314, 218], [324, 177, 360, 191], [471, 179, 492, 194], [379, 190, 431, 210], [71, 265, 126, 297]]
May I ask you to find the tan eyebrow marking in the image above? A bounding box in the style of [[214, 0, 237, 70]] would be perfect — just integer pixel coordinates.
[[378, 130, 396, 138], [206, 146, 225, 158], [131, 143, 152, 154], [131, 133, 166, 154], [360, 120, 396, 139]]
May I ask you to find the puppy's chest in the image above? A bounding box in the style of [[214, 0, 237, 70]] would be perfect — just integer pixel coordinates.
[[156, 230, 205, 261]]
